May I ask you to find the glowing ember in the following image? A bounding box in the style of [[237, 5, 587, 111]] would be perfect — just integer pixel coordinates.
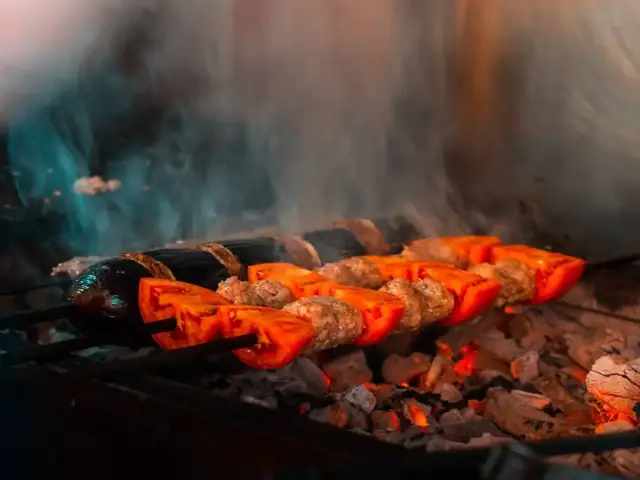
[[454, 344, 479, 377]]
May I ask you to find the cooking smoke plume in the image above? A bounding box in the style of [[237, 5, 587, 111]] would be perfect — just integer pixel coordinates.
[[3, 0, 498, 255]]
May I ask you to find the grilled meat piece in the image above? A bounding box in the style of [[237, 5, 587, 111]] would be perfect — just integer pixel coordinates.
[[217, 277, 263, 305], [379, 279, 425, 332], [217, 277, 294, 309], [283, 296, 363, 352], [252, 279, 294, 309], [470, 259, 536, 307], [317, 257, 383, 289], [412, 278, 455, 323], [401, 238, 468, 269], [316, 262, 360, 286]]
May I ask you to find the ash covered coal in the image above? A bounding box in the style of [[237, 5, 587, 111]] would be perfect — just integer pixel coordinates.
[[178, 282, 639, 478]]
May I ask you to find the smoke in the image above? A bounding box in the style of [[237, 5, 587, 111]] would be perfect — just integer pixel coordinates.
[[5, 0, 476, 256]]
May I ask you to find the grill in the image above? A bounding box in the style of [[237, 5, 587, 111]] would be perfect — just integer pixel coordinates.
[[0, 216, 639, 480]]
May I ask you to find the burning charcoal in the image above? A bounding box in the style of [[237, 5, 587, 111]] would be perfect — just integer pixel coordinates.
[[519, 332, 547, 352], [509, 390, 551, 410], [595, 419, 636, 435], [484, 388, 558, 439], [437, 312, 508, 357], [273, 357, 329, 397], [622, 335, 640, 361], [376, 332, 417, 357], [595, 419, 640, 478], [508, 314, 535, 341], [402, 398, 432, 429], [510, 351, 540, 383], [585, 356, 640, 421], [532, 376, 592, 424], [318, 402, 351, 428], [366, 383, 397, 406], [441, 418, 506, 443], [343, 384, 377, 414], [381, 352, 432, 386], [438, 409, 472, 426], [564, 328, 626, 371], [403, 427, 436, 449], [475, 329, 524, 363], [471, 349, 511, 375], [432, 382, 463, 403], [322, 350, 373, 393], [420, 355, 453, 391], [478, 369, 512, 384], [371, 410, 401, 433]]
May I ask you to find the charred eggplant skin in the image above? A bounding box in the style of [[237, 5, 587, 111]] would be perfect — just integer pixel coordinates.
[[144, 249, 230, 290], [68, 258, 154, 343], [302, 228, 367, 263]]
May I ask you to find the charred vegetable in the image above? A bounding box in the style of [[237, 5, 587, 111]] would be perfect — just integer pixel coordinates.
[[68, 255, 170, 343], [68, 245, 242, 339]]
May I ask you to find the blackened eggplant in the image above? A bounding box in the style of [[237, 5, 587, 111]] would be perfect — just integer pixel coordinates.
[[223, 237, 297, 267], [302, 228, 367, 263], [370, 215, 422, 247], [143, 248, 236, 289], [68, 257, 160, 344], [68, 246, 240, 341]]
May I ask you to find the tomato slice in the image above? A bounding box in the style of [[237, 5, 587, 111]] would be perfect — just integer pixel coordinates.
[[138, 279, 229, 350], [149, 302, 224, 350], [219, 305, 315, 370], [407, 262, 501, 327], [317, 284, 405, 346], [247, 263, 328, 298], [361, 255, 410, 281], [138, 278, 228, 323], [438, 236, 501, 265], [490, 245, 586, 305]]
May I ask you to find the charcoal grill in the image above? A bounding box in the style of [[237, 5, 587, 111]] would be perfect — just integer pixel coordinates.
[[0, 217, 638, 480]]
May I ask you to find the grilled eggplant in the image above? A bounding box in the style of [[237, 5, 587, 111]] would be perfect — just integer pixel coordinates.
[[68, 245, 241, 338], [68, 256, 163, 343]]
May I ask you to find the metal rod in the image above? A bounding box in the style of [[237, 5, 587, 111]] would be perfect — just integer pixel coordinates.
[[0, 277, 72, 296], [0, 303, 76, 330], [297, 430, 640, 478], [59, 333, 257, 383], [554, 300, 640, 323], [0, 318, 178, 367]]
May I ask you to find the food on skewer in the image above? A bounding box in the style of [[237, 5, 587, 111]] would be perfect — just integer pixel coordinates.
[[248, 261, 499, 328], [321, 242, 586, 309], [471, 245, 585, 306], [68, 244, 243, 324], [316, 256, 384, 289], [469, 259, 536, 307], [217, 276, 294, 309], [283, 297, 364, 352], [380, 278, 454, 331], [138, 278, 231, 350], [138, 278, 394, 369], [401, 236, 501, 268]]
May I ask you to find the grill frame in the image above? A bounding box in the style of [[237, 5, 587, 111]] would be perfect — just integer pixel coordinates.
[[0, 218, 638, 479]]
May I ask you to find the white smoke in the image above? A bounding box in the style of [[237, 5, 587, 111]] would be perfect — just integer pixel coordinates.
[[4, 0, 482, 252]]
